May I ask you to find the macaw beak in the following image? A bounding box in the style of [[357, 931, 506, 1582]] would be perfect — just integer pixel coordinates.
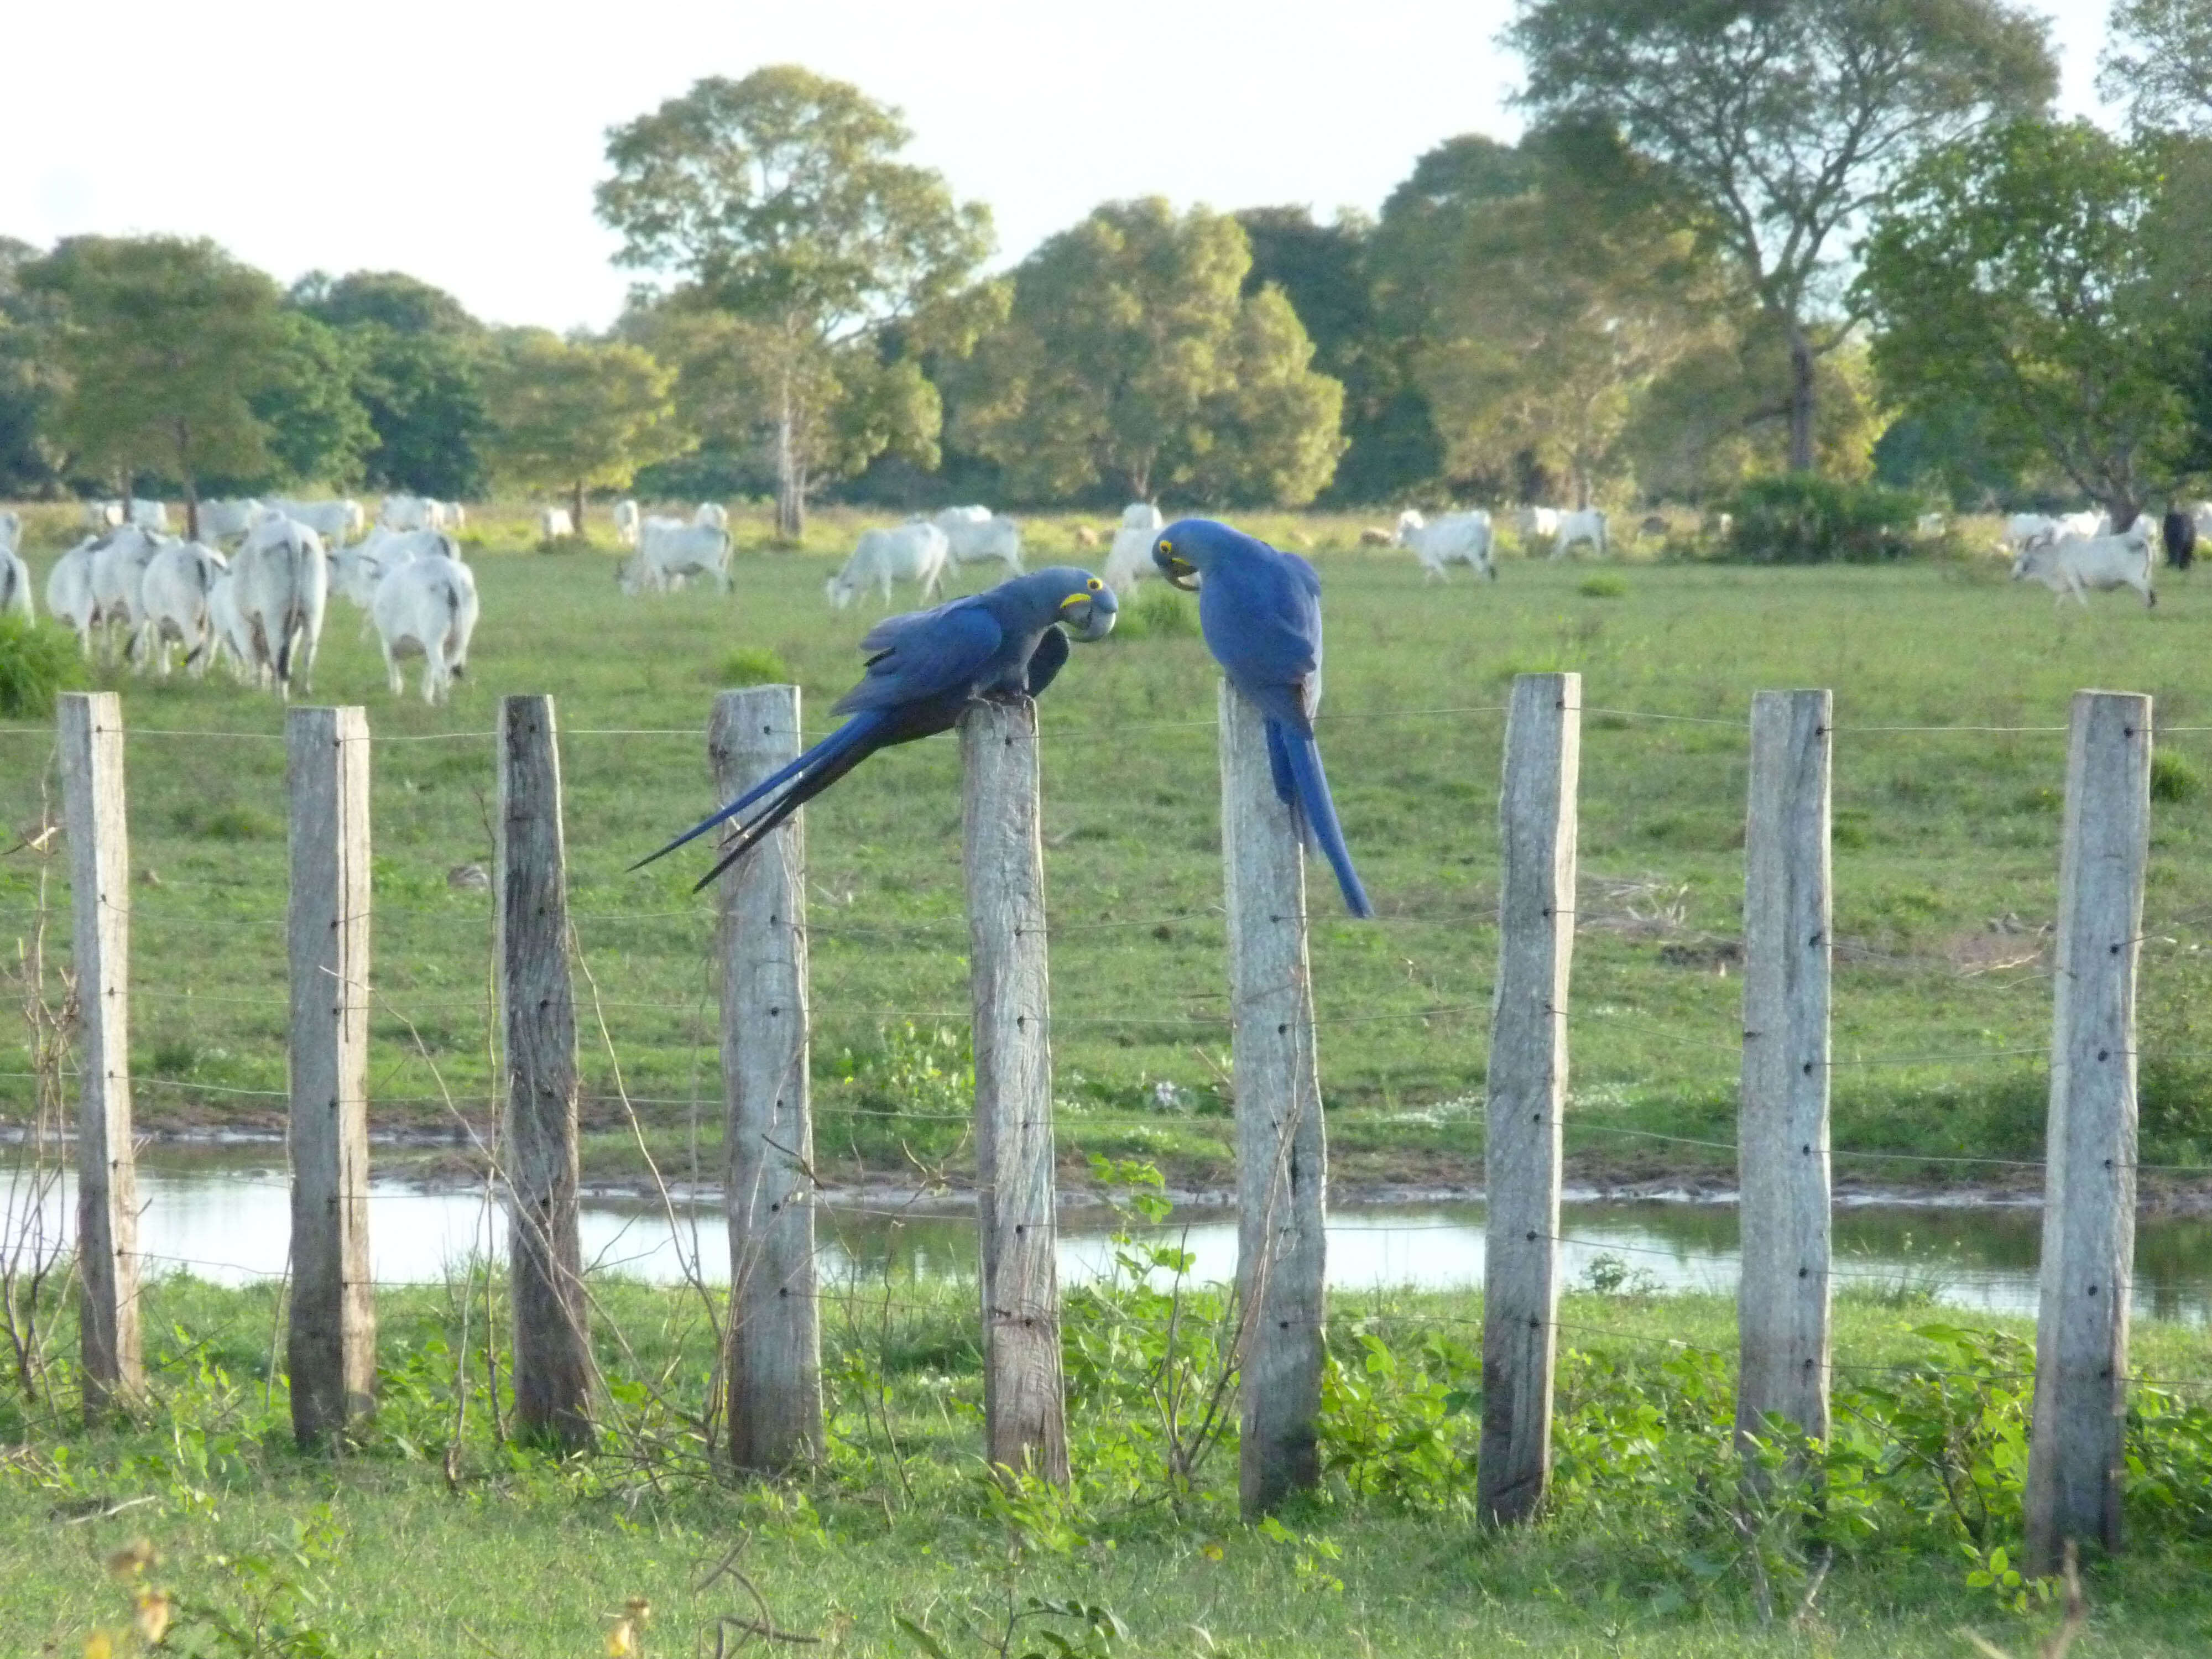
[[1061, 586, 1119, 641], [1154, 546, 1199, 591]]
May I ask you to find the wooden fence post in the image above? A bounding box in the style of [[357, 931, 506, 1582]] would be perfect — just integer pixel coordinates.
[[1218, 680, 1327, 1518], [495, 694, 591, 1448], [1735, 690, 1833, 1460], [1478, 671, 1580, 1526], [961, 695, 1069, 1484], [2025, 689, 2151, 1572], [286, 706, 376, 1447], [58, 692, 139, 1413], [712, 685, 822, 1473]]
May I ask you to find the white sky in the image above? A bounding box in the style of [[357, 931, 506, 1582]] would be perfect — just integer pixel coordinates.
[[6, 0, 2118, 333]]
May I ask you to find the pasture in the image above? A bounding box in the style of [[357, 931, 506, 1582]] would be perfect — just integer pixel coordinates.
[[4, 502, 2212, 1198]]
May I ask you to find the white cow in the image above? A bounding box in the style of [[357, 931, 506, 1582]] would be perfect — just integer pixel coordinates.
[[267, 498, 365, 541], [613, 499, 641, 548], [1394, 508, 1495, 581], [1518, 506, 1562, 545], [85, 499, 125, 530], [127, 499, 168, 531], [931, 506, 1024, 572], [1552, 508, 1609, 559], [136, 540, 229, 676], [2194, 502, 2212, 543], [540, 507, 575, 540], [827, 522, 949, 609], [379, 494, 433, 531], [197, 499, 264, 543], [622, 518, 734, 595], [334, 528, 451, 613], [693, 502, 729, 533], [1102, 502, 1166, 590], [0, 510, 20, 555], [429, 499, 465, 531], [2055, 509, 2110, 542], [2012, 518, 2156, 608], [206, 570, 264, 686], [90, 526, 171, 662], [233, 516, 329, 696], [372, 554, 479, 703], [45, 538, 101, 650], [0, 539, 30, 621], [2004, 513, 2060, 552]]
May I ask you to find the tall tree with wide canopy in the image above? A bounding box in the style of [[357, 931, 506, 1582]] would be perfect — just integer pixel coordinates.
[[1508, 0, 2056, 472], [597, 65, 990, 536], [478, 330, 687, 531], [2101, 0, 2212, 133]]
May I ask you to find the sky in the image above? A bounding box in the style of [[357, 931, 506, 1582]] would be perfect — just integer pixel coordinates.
[[6, 0, 2120, 334]]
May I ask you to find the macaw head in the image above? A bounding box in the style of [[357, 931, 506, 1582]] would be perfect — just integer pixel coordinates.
[[1020, 566, 1119, 640], [1151, 517, 1260, 591]]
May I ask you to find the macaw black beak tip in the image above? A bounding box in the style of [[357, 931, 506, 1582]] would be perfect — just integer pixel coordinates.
[[1161, 559, 1199, 592]]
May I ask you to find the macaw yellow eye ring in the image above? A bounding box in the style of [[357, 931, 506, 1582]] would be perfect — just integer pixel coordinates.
[[1087, 576, 1102, 591], [1157, 539, 1173, 557]]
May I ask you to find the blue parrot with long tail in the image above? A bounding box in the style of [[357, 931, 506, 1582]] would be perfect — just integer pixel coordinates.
[[635, 567, 1119, 889], [1152, 518, 1373, 918]]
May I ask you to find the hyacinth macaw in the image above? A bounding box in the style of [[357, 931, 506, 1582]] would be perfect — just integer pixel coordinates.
[[637, 567, 1119, 889], [1152, 518, 1373, 918]]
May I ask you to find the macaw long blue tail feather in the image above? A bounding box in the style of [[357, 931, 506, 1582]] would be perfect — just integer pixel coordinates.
[[688, 732, 880, 891], [629, 711, 889, 874], [1272, 716, 1373, 919]]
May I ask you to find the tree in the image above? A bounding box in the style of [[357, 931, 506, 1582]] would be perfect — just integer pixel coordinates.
[[2100, 0, 2212, 133], [294, 272, 491, 499], [0, 238, 67, 496], [1509, 0, 2056, 472], [1856, 120, 2211, 520], [477, 330, 687, 530], [22, 236, 310, 538], [597, 65, 990, 536], [245, 313, 375, 491], [951, 199, 1345, 506]]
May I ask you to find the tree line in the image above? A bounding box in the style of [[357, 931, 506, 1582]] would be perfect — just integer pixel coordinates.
[[4, 0, 2211, 535]]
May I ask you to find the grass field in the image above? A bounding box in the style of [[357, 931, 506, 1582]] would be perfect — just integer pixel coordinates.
[[6, 500, 2212, 1194]]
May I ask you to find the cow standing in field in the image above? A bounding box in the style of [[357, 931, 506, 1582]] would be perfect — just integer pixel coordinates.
[[540, 507, 575, 540], [197, 499, 264, 544], [137, 540, 229, 676], [2163, 506, 2196, 571], [614, 500, 641, 548], [1394, 508, 1495, 580], [233, 515, 330, 696], [89, 526, 171, 664], [1552, 508, 1608, 559], [372, 553, 479, 703], [1102, 503, 1166, 590], [2012, 519, 2157, 608], [0, 514, 30, 621], [45, 538, 101, 650], [932, 505, 1024, 573], [826, 521, 948, 608], [622, 518, 734, 594]]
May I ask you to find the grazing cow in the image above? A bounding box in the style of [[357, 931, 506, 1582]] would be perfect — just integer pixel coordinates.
[[137, 540, 229, 676], [2054, 509, 2109, 542], [1102, 502, 1166, 590], [622, 517, 734, 595], [85, 499, 125, 530], [2165, 507, 2198, 572], [1552, 508, 1608, 559], [335, 529, 452, 613], [540, 507, 575, 540], [197, 499, 263, 543], [90, 526, 171, 662], [2012, 519, 2156, 608], [1, 538, 30, 622], [932, 506, 1024, 572], [693, 502, 728, 532], [268, 498, 366, 541], [614, 499, 641, 548], [427, 499, 464, 531], [373, 554, 479, 703], [826, 521, 949, 608], [233, 515, 330, 695], [1394, 508, 1495, 581], [1517, 506, 1561, 545], [0, 510, 20, 555], [1358, 525, 1394, 546], [2005, 512, 2060, 552], [46, 537, 107, 651], [206, 570, 264, 686], [379, 494, 433, 531]]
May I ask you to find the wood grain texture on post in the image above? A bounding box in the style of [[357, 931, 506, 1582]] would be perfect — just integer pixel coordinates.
[[961, 695, 1069, 1484], [286, 706, 377, 1447], [58, 691, 140, 1411], [1218, 680, 1327, 1519], [495, 695, 592, 1449], [1735, 690, 1833, 1455], [712, 685, 822, 1473], [1478, 671, 1580, 1527], [2026, 689, 2150, 1573]]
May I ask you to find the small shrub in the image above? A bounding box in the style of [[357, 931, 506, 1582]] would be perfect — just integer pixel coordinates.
[[1578, 573, 1628, 599], [1719, 476, 1923, 564], [2151, 752, 2199, 804], [716, 646, 792, 687], [1112, 585, 1196, 641], [0, 614, 84, 716]]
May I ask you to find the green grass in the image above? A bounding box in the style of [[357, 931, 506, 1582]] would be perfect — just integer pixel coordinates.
[[7, 1274, 2212, 1656], [6, 503, 2212, 1191]]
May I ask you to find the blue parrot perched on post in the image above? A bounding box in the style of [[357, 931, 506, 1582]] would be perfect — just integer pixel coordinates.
[[1152, 518, 1373, 919], [635, 567, 1119, 889]]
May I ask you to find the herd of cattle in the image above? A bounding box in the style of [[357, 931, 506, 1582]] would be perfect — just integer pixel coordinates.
[[2, 491, 2205, 708]]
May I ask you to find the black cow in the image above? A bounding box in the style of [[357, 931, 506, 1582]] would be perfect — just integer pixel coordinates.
[[2164, 507, 2197, 572]]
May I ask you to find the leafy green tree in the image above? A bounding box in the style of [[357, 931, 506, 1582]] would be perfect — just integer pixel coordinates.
[[1509, 0, 2056, 473], [597, 65, 990, 536], [1856, 120, 2210, 520], [952, 199, 1345, 506], [478, 329, 687, 529], [243, 313, 375, 492], [22, 236, 319, 538], [293, 272, 491, 499], [2100, 0, 2212, 133], [0, 238, 67, 496]]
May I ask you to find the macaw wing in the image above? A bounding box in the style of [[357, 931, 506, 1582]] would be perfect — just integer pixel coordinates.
[[1024, 624, 1071, 697], [1199, 547, 1324, 730], [834, 603, 1005, 714]]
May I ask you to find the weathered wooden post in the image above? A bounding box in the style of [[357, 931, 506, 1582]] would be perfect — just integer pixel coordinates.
[[1219, 680, 1327, 1518], [1478, 671, 1580, 1526], [286, 706, 377, 1447], [961, 695, 1069, 1484], [1735, 690, 1832, 1461], [2025, 690, 2151, 1572], [711, 685, 822, 1473], [58, 692, 139, 1413], [495, 695, 592, 1448]]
